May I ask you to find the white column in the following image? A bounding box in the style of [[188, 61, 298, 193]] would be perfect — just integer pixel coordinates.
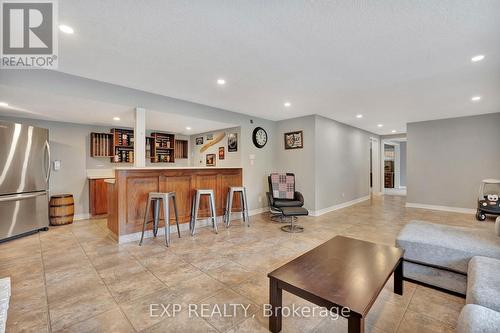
[[134, 107, 146, 168]]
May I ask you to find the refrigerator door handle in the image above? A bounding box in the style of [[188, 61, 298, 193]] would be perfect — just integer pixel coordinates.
[[44, 140, 51, 183], [0, 191, 46, 202]]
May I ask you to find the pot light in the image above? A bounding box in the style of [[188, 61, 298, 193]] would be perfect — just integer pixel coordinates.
[[377, 124, 383, 128], [0, 102, 8, 107], [284, 102, 291, 108], [391, 130, 397, 133], [59, 25, 74, 34], [471, 55, 485, 63], [217, 79, 226, 85], [113, 117, 120, 121], [185, 126, 192, 130], [471, 96, 482, 102], [356, 114, 363, 119]]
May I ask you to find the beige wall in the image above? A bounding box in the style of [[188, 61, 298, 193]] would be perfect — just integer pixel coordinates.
[[190, 127, 241, 168], [407, 113, 500, 210]]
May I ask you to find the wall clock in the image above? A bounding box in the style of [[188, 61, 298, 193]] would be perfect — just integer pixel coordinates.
[[252, 127, 268, 148]]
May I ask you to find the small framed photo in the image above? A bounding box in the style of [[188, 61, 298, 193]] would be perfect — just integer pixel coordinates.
[[195, 137, 204, 145], [206, 133, 213, 141], [218, 147, 225, 160], [284, 130, 303, 149], [206, 154, 216, 166], [228, 133, 238, 152]]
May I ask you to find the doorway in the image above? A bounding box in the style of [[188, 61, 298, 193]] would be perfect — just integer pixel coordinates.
[[381, 138, 406, 195]]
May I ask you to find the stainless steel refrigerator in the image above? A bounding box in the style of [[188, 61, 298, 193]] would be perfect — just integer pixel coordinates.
[[0, 120, 50, 241]]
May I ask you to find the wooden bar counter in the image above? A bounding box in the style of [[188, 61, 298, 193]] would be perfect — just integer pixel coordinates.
[[106, 167, 242, 241]]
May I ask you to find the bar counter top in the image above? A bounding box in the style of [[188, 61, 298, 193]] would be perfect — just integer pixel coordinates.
[[114, 166, 242, 170]]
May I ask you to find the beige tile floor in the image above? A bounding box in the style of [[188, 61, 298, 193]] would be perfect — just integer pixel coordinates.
[[1, 195, 493, 332]]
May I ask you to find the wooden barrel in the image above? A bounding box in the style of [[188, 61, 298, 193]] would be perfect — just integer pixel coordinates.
[[49, 194, 74, 226]]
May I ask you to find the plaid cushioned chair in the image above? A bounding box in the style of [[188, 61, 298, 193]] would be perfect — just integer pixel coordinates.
[[266, 173, 304, 209]]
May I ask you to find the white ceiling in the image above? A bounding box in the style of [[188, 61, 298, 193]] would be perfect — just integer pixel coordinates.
[[0, 85, 235, 135], [3, 1, 500, 134]]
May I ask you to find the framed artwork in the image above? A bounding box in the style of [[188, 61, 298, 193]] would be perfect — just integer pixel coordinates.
[[284, 130, 303, 149], [206, 133, 213, 140], [228, 133, 238, 152], [195, 137, 204, 145], [218, 147, 225, 160], [206, 154, 216, 166]]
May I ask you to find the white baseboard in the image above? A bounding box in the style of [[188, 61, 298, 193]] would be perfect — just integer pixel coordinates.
[[405, 202, 475, 214], [74, 213, 91, 221], [310, 195, 371, 217], [117, 208, 269, 244]]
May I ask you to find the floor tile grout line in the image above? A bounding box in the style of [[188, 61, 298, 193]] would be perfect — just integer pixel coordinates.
[[398, 286, 460, 331], [67, 226, 139, 332], [38, 232, 53, 333], [394, 284, 416, 333], [195, 288, 260, 333]]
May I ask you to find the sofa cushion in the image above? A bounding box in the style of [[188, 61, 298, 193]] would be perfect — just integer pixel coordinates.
[[396, 221, 500, 273], [467, 256, 500, 312], [456, 304, 500, 333]]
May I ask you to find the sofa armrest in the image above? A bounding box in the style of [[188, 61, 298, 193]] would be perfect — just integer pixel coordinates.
[[295, 191, 304, 207]]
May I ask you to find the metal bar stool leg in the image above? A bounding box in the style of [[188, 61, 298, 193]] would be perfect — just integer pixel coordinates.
[[209, 192, 218, 233], [163, 197, 171, 246], [243, 187, 250, 226], [191, 192, 200, 236], [172, 194, 181, 238], [239, 190, 245, 223], [189, 194, 195, 232], [153, 199, 160, 237], [139, 196, 151, 246], [227, 189, 234, 227], [224, 190, 230, 227]]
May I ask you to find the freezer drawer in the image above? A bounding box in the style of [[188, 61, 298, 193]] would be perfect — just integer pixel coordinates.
[[0, 191, 48, 240]]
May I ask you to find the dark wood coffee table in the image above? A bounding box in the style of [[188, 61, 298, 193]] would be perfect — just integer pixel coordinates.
[[267, 236, 404, 333]]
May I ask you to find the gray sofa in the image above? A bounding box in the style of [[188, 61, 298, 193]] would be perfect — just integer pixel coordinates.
[[396, 220, 500, 333]]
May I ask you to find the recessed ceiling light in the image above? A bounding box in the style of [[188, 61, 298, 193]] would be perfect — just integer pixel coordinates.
[[377, 124, 383, 128], [471, 55, 485, 63], [185, 126, 191, 130], [471, 96, 482, 102], [284, 102, 291, 107], [113, 117, 120, 121], [0, 102, 8, 107], [391, 130, 397, 133], [59, 25, 74, 34], [217, 79, 226, 85], [356, 114, 363, 119]]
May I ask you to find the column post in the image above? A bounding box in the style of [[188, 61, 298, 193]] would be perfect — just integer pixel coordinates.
[[134, 107, 146, 168]]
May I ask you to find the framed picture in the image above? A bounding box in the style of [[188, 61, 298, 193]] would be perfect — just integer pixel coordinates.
[[284, 130, 303, 149], [206, 133, 213, 141], [206, 154, 216, 166], [195, 137, 204, 145], [218, 147, 225, 160], [228, 133, 238, 152]]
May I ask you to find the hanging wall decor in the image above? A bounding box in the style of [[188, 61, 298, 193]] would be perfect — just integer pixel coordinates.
[[284, 130, 303, 149], [228, 133, 238, 152]]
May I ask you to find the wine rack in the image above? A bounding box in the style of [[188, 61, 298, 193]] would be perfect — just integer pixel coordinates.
[[111, 128, 134, 163], [150, 132, 175, 163], [90, 132, 113, 157]]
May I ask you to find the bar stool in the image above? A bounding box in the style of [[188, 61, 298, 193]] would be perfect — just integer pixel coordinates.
[[224, 186, 250, 227], [139, 192, 180, 247], [190, 189, 218, 235]]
